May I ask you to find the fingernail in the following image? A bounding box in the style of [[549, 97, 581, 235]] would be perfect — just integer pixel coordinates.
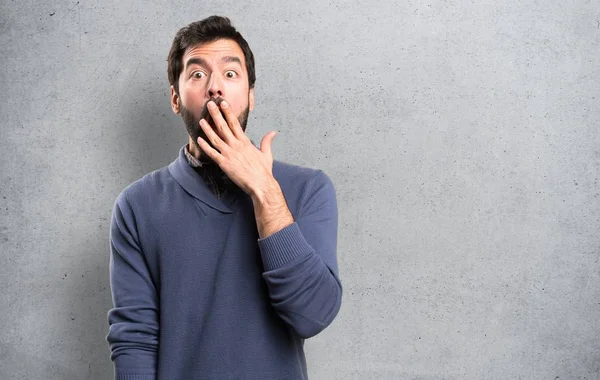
[[208, 101, 216, 109], [221, 100, 229, 108]]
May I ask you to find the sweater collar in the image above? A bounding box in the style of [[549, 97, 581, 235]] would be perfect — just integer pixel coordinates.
[[168, 144, 240, 214]]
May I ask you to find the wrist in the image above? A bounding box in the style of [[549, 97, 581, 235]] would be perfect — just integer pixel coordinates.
[[251, 177, 281, 206]]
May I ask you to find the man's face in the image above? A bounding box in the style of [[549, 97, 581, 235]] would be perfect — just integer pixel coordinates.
[[170, 38, 255, 160]]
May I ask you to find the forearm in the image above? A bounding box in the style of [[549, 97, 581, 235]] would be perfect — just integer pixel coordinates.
[[251, 177, 294, 239], [253, 170, 343, 339], [258, 222, 343, 339]]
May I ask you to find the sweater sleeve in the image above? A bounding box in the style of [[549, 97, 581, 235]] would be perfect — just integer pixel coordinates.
[[106, 192, 159, 380], [257, 170, 343, 339]]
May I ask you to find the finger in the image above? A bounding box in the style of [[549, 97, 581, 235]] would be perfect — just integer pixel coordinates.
[[207, 101, 234, 142], [197, 136, 222, 164], [219, 100, 245, 140], [200, 118, 226, 152]]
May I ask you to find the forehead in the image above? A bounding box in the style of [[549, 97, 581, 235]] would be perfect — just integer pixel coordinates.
[[182, 38, 245, 66]]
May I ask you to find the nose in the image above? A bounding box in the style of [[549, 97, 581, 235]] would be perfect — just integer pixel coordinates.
[[207, 73, 223, 98]]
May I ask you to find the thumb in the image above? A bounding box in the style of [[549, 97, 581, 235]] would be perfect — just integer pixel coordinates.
[[260, 131, 277, 156]]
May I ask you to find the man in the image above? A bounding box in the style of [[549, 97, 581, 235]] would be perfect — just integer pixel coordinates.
[[106, 15, 342, 380]]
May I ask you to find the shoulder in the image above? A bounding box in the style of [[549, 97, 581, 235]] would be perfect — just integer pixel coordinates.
[[272, 159, 333, 189], [272, 159, 336, 212], [113, 165, 173, 210]]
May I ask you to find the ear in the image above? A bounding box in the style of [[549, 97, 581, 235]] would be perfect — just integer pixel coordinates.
[[170, 85, 180, 114], [249, 87, 255, 112]]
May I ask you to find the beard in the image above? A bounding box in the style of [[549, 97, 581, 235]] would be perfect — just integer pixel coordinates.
[[180, 95, 250, 163]]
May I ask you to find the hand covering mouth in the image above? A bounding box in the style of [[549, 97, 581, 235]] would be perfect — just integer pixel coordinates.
[[199, 96, 225, 129]]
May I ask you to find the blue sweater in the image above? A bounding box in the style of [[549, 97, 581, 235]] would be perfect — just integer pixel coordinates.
[[106, 144, 343, 380]]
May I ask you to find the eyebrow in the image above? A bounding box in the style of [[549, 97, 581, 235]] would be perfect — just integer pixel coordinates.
[[185, 56, 243, 70]]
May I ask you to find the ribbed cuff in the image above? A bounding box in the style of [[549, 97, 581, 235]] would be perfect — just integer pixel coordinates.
[[257, 222, 313, 271], [116, 373, 156, 380]]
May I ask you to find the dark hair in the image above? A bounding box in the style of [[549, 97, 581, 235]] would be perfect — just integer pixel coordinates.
[[167, 16, 256, 95]]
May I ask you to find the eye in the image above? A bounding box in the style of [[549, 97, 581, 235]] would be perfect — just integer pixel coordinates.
[[192, 71, 206, 79], [225, 70, 237, 79]]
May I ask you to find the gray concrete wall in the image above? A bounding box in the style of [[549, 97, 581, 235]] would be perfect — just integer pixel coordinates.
[[1, 0, 599, 379]]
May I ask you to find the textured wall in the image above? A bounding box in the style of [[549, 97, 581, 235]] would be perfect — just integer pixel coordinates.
[[1, 0, 599, 379]]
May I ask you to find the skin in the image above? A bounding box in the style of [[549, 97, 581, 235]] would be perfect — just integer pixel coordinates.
[[169, 38, 293, 239]]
